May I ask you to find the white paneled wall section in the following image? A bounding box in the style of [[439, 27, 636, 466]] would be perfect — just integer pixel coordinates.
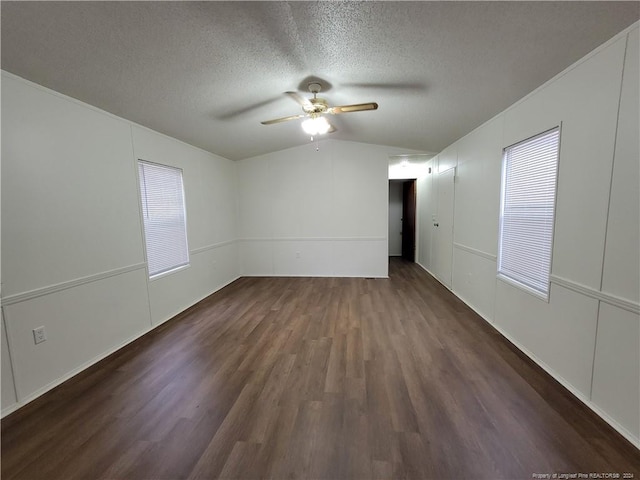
[[237, 139, 410, 278], [1, 73, 240, 415], [416, 24, 639, 446]]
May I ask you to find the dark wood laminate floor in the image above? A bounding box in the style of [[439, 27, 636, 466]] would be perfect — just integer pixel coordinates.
[[2, 258, 639, 479]]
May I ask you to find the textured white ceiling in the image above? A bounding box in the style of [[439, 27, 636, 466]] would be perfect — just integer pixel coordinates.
[[2, 1, 638, 160]]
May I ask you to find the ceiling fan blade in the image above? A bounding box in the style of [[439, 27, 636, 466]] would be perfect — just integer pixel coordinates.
[[329, 102, 378, 114], [261, 114, 305, 125], [341, 82, 425, 91], [285, 91, 312, 109]]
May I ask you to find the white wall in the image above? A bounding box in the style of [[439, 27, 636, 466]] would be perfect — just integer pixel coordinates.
[[388, 181, 403, 256], [237, 139, 406, 278], [1, 73, 239, 415], [1, 312, 17, 408], [450, 116, 502, 322], [416, 24, 640, 446], [591, 25, 640, 444]]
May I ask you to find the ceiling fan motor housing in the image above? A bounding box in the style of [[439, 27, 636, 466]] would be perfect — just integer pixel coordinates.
[[304, 82, 329, 114], [304, 97, 329, 114]]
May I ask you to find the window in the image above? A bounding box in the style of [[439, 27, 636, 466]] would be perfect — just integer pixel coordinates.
[[138, 160, 189, 278], [498, 127, 560, 300]]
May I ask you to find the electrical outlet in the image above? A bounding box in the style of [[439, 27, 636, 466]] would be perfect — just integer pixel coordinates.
[[33, 326, 47, 345], [295, 251, 301, 259]]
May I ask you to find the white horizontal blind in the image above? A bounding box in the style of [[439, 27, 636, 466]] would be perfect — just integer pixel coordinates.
[[138, 160, 189, 278], [498, 127, 560, 299]]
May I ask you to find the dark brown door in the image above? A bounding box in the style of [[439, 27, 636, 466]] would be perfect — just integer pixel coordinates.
[[402, 180, 416, 262]]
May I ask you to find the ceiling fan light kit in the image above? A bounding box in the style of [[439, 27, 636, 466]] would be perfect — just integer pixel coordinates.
[[261, 81, 379, 138], [301, 116, 331, 135]]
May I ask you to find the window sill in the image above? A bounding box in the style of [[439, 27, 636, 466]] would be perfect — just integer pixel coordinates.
[[497, 273, 550, 303], [149, 263, 190, 282]]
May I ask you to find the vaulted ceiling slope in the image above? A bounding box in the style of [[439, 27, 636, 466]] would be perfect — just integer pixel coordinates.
[[2, 2, 638, 160]]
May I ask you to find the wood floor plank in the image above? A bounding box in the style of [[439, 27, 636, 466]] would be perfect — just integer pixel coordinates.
[[270, 399, 323, 480], [339, 397, 372, 479], [187, 380, 263, 479], [251, 403, 300, 479], [2, 258, 639, 479], [217, 441, 262, 480], [324, 333, 346, 394], [245, 352, 296, 444]]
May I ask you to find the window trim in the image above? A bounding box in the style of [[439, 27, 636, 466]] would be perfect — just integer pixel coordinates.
[[137, 159, 191, 280], [497, 125, 562, 302], [147, 263, 190, 282]]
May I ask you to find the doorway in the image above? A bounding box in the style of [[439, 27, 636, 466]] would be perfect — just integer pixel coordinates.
[[388, 179, 417, 262], [402, 179, 417, 261]]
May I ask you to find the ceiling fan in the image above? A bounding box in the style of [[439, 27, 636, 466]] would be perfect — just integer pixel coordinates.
[[260, 82, 378, 136]]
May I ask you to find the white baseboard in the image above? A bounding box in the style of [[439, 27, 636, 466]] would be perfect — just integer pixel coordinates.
[[1, 275, 241, 419], [490, 321, 639, 449], [415, 260, 639, 449], [2, 323, 155, 418]]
